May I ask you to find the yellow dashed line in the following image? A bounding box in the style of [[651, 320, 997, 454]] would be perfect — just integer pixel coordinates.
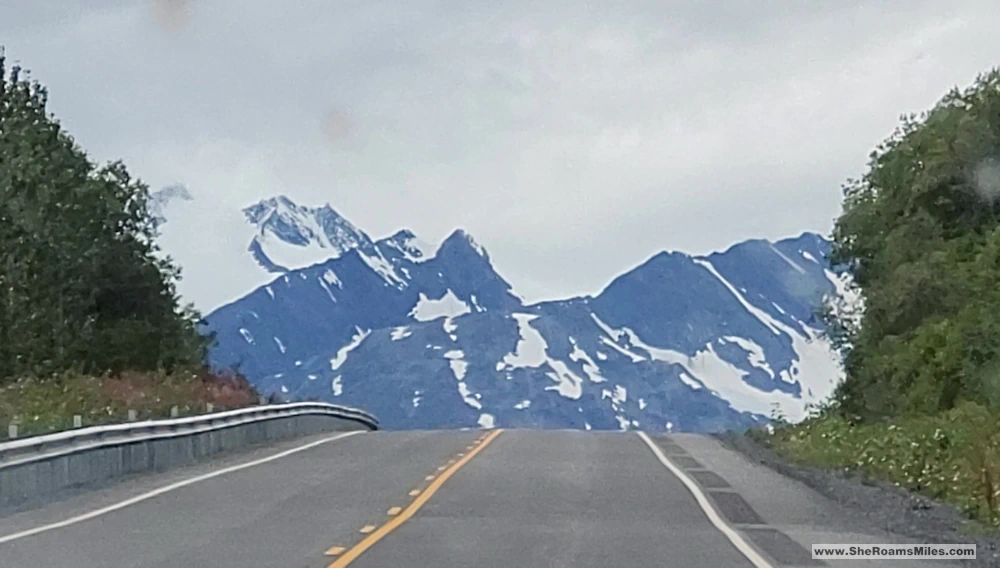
[[325, 546, 346, 556], [408, 489, 420, 497], [359, 525, 377, 534], [328, 429, 503, 567], [425, 475, 435, 481], [387, 506, 402, 516]]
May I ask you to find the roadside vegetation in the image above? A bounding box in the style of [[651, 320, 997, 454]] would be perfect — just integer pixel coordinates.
[[757, 69, 1000, 528], [0, 54, 257, 439]]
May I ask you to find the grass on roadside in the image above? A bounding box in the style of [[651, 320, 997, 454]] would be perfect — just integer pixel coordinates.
[[755, 401, 1000, 528], [0, 368, 260, 440]]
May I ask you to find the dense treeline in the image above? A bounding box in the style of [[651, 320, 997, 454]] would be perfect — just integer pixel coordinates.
[[0, 54, 208, 382], [826, 69, 1000, 421], [766, 69, 1000, 528]]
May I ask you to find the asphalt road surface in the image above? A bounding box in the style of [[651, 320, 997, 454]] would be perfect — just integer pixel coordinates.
[[0, 429, 963, 567]]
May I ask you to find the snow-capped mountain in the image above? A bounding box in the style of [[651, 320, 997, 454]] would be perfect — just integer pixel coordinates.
[[151, 189, 850, 433], [243, 196, 377, 272], [151, 188, 389, 310]]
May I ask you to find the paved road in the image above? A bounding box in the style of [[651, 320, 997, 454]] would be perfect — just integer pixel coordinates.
[[0, 429, 961, 567]]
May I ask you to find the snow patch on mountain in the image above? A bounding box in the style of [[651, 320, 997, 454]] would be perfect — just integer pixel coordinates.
[[360, 250, 408, 289], [722, 336, 774, 378], [330, 327, 370, 371], [589, 314, 647, 362], [443, 317, 459, 337], [678, 372, 703, 390], [501, 314, 548, 368], [694, 259, 784, 336], [544, 360, 585, 399], [568, 339, 607, 383], [696, 257, 842, 408], [769, 243, 807, 275], [458, 382, 482, 409], [254, 230, 332, 272], [500, 314, 585, 399], [322, 269, 342, 288], [410, 290, 471, 322], [444, 349, 468, 380], [610, 385, 627, 405], [613, 323, 818, 420]]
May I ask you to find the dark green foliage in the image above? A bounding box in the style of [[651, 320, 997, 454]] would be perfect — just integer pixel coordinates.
[[0, 54, 209, 381], [828, 69, 1000, 420]]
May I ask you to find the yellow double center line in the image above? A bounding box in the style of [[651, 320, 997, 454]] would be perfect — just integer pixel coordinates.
[[328, 429, 504, 567]]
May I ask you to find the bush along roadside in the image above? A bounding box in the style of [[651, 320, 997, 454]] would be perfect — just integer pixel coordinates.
[[755, 402, 1000, 530], [0, 369, 261, 440]]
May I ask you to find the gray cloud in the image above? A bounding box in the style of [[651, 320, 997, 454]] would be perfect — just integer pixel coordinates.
[[3, 0, 1000, 301]]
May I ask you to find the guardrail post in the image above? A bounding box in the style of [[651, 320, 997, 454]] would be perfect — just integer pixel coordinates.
[[73, 415, 82, 428], [170, 406, 179, 418], [7, 424, 17, 439], [206, 403, 214, 414], [128, 409, 138, 421]]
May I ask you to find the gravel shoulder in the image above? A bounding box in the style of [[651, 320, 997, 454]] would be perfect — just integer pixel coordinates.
[[715, 431, 1000, 568]]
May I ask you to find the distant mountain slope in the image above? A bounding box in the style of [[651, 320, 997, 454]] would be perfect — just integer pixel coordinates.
[[150, 190, 848, 433], [152, 188, 402, 310]]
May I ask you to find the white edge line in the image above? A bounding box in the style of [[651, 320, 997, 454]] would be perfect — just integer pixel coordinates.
[[636, 431, 774, 568], [0, 430, 364, 544]]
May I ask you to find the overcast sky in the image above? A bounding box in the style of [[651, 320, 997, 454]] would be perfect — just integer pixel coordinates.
[[3, 1, 999, 302]]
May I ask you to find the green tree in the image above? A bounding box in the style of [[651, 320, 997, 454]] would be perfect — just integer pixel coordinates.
[[829, 69, 1000, 420], [0, 53, 208, 380]]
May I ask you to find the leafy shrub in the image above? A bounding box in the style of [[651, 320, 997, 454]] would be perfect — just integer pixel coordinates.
[[765, 403, 1000, 526]]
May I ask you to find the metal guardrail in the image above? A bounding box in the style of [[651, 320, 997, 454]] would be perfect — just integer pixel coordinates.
[[0, 402, 378, 471]]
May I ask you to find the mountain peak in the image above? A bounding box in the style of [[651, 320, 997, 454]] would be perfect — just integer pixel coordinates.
[[391, 228, 417, 241], [236, 195, 375, 275], [440, 229, 488, 259], [242, 196, 371, 249], [642, 250, 692, 269], [775, 231, 830, 251], [244, 195, 305, 225], [377, 229, 438, 262]]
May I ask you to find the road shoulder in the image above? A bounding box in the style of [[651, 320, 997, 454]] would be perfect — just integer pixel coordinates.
[[648, 433, 985, 567], [713, 432, 1000, 567]]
